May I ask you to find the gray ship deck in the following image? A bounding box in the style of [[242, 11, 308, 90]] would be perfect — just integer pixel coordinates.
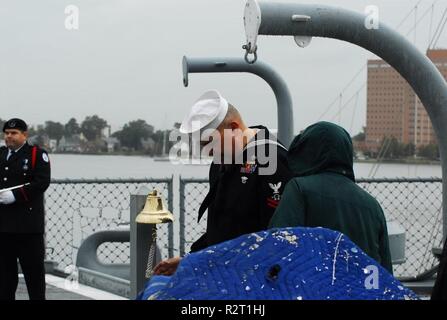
[[16, 275, 127, 300]]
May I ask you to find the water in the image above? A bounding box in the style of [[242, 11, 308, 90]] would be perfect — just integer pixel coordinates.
[[49, 154, 442, 179], [50, 154, 209, 179]]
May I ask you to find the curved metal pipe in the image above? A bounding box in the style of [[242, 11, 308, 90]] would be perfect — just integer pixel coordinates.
[[76, 230, 131, 280], [183, 56, 294, 147], [255, 1, 447, 239]]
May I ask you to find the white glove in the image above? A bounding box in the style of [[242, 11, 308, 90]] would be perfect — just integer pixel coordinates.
[[0, 190, 16, 205]]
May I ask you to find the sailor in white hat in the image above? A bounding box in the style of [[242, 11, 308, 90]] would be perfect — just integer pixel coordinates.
[[179, 89, 229, 137], [179, 89, 236, 161], [179, 89, 264, 162], [152, 89, 292, 277]]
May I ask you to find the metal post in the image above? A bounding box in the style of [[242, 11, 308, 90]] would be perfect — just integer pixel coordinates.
[[179, 176, 186, 257], [130, 186, 152, 298], [167, 176, 174, 258], [248, 1, 447, 240], [182, 56, 294, 147]]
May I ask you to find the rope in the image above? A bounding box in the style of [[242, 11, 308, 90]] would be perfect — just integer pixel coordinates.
[[428, 6, 447, 48]]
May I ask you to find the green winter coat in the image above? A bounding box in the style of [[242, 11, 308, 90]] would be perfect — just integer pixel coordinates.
[[269, 122, 393, 273]]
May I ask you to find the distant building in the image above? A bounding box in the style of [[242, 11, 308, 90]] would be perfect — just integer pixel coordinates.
[[29, 134, 51, 150], [49, 139, 58, 151], [102, 125, 112, 139], [365, 49, 447, 153], [58, 135, 83, 153], [141, 137, 155, 152], [352, 140, 368, 156], [104, 137, 120, 153]]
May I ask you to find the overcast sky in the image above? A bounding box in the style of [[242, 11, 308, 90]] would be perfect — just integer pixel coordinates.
[[1, 0, 446, 136]]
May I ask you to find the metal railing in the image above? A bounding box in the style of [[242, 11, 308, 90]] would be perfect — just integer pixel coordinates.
[[357, 178, 444, 279], [45, 178, 174, 271], [178, 177, 444, 279], [44, 177, 443, 280]]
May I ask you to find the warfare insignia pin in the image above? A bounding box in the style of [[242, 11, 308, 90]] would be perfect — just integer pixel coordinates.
[[23, 159, 29, 171], [269, 182, 282, 201]]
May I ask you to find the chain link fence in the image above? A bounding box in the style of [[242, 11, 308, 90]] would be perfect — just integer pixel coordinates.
[[179, 179, 209, 257], [357, 178, 444, 278], [179, 177, 444, 279], [45, 178, 174, 271], [44, 177, 444, 279]]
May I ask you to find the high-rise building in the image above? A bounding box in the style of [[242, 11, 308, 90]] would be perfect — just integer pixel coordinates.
[[365, 49, 447, 152]]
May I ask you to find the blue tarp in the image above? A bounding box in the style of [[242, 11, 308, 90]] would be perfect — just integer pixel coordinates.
[[138, 227, 418, 300], [137, 275, 171, 300]]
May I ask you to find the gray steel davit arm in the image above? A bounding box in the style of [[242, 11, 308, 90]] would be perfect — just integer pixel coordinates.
[[183, 56, 294, 147], [254, 1, 447, 240], [76, 230, 130, 280]]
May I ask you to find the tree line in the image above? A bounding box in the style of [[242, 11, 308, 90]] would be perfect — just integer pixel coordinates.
[[0, 116, 179, 156], [353, 131, 440, 161], [0, 117, 440, 160]]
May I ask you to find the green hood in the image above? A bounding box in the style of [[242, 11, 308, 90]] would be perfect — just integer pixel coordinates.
[[287, 121, 355, 181]]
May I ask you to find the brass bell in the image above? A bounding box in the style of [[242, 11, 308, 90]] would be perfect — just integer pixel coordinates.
[[136, 190, 174, 224]]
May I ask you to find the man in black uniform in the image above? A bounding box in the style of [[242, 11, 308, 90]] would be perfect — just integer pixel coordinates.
[[153, 90, 291, 275], [0, 118, 51, 300]]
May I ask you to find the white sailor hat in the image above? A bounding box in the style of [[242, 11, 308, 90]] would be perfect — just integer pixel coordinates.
[[180, 90, 229, 137]]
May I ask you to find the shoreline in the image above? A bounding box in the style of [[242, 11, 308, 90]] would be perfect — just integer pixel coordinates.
[[48, 152, 441, 165], [355, 159, 440, 165]]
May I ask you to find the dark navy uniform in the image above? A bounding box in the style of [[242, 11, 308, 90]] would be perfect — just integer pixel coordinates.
[[432, 238, 447, 300], [191, 126, 292, 252], [0, 142, 51, 300]]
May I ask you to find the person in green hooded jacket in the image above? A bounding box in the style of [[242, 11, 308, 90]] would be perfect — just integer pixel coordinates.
[[269, 121, 393, 273]]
